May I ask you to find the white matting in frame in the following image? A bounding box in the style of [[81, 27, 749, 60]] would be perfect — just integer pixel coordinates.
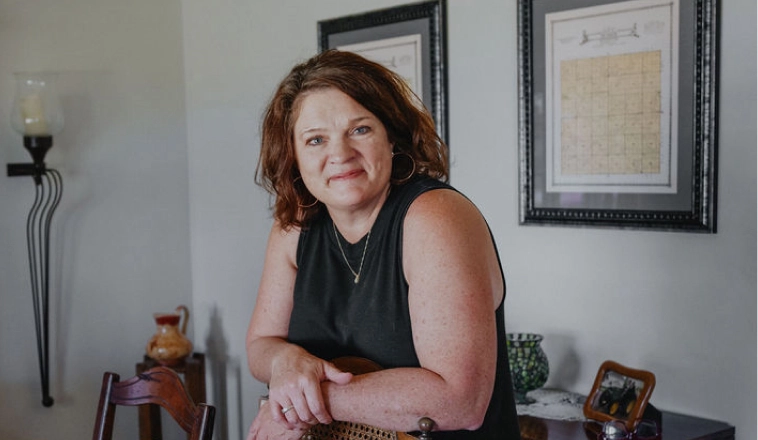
[[545, 0, 679, 194], [338, 34, 424, 101]]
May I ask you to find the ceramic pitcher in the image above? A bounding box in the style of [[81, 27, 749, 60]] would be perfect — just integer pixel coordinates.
[[146, 305, 193, 366]]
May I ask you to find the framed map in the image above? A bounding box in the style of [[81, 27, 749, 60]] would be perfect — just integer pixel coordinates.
[[518, 0, 719, 232], [318, 1, 448, 144]]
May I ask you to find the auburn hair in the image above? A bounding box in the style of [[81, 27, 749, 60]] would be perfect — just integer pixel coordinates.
[[255, 49, 449, 230]]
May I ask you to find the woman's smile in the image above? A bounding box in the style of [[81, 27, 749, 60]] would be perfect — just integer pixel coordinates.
[[293, 88, 392, 212], [329, 168, 365, 182]]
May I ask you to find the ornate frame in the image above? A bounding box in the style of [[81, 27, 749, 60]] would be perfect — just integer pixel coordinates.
[[318, 0, 448, 144], [584, 360, 656, 430], [518, 0, 719, 232]]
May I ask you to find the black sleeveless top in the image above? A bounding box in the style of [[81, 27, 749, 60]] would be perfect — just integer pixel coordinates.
[[288, 176, 520, 439]]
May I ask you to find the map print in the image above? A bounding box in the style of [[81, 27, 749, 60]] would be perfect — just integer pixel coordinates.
[[559, 50, 662, 176], [544, 0, 678, 194]]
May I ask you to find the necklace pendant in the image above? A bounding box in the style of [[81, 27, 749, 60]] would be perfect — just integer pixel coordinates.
[[333, 221, 370, 286]]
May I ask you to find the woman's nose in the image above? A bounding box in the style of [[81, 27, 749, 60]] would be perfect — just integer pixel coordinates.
[[328, 136, 354, 162]]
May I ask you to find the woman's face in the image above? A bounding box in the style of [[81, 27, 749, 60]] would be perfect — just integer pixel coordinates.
[[293, 88, 393, 213]]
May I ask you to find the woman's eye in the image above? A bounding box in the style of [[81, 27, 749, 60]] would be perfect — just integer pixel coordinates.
[[306, 136, 324, 146], [353, 126, 370, 135]]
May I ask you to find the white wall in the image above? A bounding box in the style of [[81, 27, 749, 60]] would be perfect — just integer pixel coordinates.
[[0, 1, 191, 439], [183, 1, 756, 440], [0, 1, 754, 440]]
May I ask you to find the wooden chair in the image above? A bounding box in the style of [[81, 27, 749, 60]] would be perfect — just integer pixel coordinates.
[[92, 366, 215, 440]]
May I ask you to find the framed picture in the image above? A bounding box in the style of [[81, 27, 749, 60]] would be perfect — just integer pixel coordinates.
[[518, 0, 719, 232], [583, 360, 656, 430], [318, 0, 448, 144]]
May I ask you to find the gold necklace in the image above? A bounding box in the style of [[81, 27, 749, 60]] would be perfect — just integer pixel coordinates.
[[332, 221, 371, 284]]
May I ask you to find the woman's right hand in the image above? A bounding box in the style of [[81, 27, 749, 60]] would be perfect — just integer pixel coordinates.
[[267, 349, 354, 427]]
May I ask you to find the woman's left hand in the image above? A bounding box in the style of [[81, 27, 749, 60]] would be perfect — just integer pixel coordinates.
[[267, 351, 353, 427], [247, 400, 310, 440]]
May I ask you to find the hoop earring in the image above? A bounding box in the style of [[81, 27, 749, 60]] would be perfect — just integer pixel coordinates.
[[391, 152, 416, 184], [294, 176, 319, 208]]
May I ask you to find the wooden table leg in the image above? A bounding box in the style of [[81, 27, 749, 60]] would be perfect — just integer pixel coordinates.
[[185, 353, 207, 403]]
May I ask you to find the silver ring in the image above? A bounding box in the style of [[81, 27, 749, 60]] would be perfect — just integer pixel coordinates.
[[281, 405, 294, 415]]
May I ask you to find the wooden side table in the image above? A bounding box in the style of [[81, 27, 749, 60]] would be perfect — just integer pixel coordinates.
[[516, 389, 734, 440], [136, 352, 206, 440], [519, 412, 735, 440]]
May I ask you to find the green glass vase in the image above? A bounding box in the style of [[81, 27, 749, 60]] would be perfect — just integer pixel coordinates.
[[506, 333, 550, 404]]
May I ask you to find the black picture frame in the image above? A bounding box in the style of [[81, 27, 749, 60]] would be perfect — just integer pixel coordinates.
[[518, 0, 719, 232], [318, 0, 448, 145]]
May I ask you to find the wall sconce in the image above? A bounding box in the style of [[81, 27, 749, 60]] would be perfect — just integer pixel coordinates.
[[6, 72, 64, 407]]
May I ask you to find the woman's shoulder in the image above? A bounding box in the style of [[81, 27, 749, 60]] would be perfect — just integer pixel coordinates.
[[403, 184, 486, 244], [267, 219, 302, 268], [379, 176, 480, 239], [271, 219, 302, 242], [412, 187, 477, 217], [390, 176, 454, 209]]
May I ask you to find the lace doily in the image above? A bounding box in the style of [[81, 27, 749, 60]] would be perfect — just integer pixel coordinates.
[[516, 388, 588, 421]]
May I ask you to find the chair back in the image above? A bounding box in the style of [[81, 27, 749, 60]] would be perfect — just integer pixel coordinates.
[[92, 366, 215, 440]]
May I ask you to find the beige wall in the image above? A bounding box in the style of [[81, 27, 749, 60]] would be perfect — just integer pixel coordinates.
[[0, 1, 755, 440]]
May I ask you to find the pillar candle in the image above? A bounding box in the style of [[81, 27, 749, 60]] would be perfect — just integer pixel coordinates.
[[20, 93, 49, 136]]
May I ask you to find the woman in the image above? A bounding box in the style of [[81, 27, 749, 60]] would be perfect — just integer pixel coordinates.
[[246, 50, 520, 439]]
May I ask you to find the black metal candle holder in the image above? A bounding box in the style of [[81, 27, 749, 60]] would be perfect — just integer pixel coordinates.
[[7, 135, 63, 407]]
